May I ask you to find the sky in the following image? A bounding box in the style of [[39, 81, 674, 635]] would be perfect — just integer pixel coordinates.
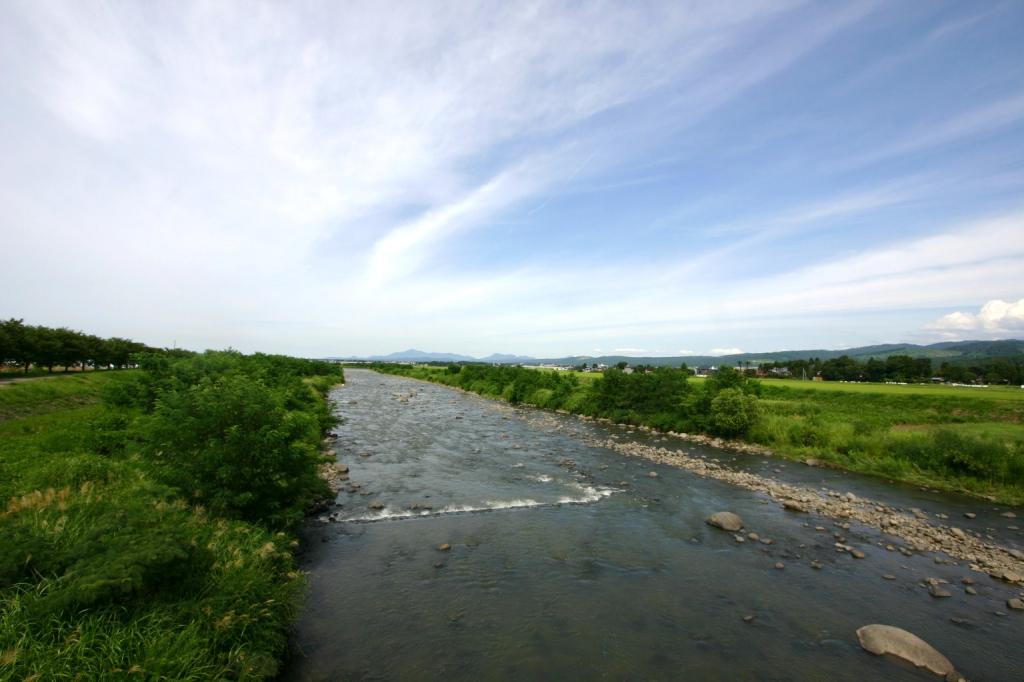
[[1, 1, 1023, 359]]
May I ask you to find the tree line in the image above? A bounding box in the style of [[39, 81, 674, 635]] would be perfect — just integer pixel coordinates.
[[383, 362, 762, 437], [758, 354, 1024, 385], [0, 318, 181, 374]]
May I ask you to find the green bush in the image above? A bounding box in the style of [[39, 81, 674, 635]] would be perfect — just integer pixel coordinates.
[[709, 388, 759, 437], [0, 351, 342, 678], [141, 372, 327, 529]]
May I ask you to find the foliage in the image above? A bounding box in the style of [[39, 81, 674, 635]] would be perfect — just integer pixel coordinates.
[[709, 388, 759, 437], [758, 352, 1024, 385], [0, 352, 343, 679], [0, 317, 175, 375], [141, 372, 324, 527]]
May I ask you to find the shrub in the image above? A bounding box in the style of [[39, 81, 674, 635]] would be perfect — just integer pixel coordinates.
[[709, 388, 759, 437], [140, 372, 326, 528]]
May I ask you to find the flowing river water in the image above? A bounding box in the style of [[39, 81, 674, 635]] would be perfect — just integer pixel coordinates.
[[284, 370, 1024, 681]]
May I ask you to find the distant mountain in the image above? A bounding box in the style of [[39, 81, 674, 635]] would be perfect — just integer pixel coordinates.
[[367, 349, 476, 362], [330, 339, 1023, 367], [478, 353, 537, 364]]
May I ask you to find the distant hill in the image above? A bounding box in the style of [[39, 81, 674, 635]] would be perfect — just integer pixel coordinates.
[[365, 349, 476, 362], [332, 339, 1023, 367]]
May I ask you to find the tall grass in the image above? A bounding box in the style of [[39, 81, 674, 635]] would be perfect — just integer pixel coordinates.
[[0, 354, 342, 679]]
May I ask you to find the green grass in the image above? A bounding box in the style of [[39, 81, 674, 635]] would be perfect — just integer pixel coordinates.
[[0, 362, 337, 679], [0, 371, 123, 420], [760, 377, 1024, 400]]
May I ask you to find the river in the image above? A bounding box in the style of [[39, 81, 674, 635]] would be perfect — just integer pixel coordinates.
[[284, 369, 1023, 681]]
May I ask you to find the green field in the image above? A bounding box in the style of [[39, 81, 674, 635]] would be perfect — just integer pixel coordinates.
[[548, 369, 1024, 400], [758, 377, 1024, 400]]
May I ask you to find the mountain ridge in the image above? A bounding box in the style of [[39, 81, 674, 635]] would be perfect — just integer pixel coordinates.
[[330, 339, 1024, 367]]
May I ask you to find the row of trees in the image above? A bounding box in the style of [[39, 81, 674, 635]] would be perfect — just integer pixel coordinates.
[[0, 318, 168, 373], [758, 354, 1024, 384], [389, 363, 763, 438]]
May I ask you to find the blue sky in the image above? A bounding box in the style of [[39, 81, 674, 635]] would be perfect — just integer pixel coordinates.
[[1, 1, 1022, 357]]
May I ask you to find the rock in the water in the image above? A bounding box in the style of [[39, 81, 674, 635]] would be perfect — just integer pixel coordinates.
[[369, 501, 384, 510], [742, 615, 754, 623], [928, 585, 951, 598], [774, 562, 785, 570], [856, 624, 956, 678], [963, 512, 976, 519], [438, 543, 451, 551], [648, 471, 659, 478], [783, 500, 807, 513], [707, 511, 744, 532], [1000, 511, 1017, 519], [1008, 597, 1024, 610]]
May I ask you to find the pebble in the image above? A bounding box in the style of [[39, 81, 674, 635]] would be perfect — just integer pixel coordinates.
[[774, 562, 785, 570], [438, 543, 451, 551]]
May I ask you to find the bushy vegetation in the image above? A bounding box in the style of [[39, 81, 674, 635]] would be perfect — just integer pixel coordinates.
[[371, 363, 761, 438], [370, 363, 1024, 503], [0, 351, 343, 678]]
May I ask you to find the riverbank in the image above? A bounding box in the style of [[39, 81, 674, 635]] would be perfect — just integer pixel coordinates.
[[366, 370, 1024, 585], [0, 354, 342, 679], [367, 363, 1024, 506]]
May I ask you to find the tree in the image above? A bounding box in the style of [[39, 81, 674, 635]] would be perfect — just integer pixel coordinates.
[[709, 388, 759, 437], [141, 372, 323, 526]]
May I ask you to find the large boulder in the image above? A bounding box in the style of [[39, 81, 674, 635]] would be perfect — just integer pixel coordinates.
[[856, 624, 956, 678], [707, 512, 744, 532]]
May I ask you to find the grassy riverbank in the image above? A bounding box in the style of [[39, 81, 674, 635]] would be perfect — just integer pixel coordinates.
[[368, 364, 1024, 505], [0, 353, 342, 679]]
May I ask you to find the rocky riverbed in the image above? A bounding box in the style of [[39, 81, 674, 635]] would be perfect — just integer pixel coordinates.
[[287, 370, 1024, 682]]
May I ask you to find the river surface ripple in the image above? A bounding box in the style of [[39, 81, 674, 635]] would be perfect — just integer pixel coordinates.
[[285, 370, 1024, 681]]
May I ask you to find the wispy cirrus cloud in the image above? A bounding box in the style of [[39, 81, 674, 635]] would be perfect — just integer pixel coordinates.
[[0, 1, 1020, 357]]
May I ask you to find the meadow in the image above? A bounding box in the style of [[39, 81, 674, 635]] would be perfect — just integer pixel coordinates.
[[0, 353, 342, 679], [371, 364, 1024, 505]]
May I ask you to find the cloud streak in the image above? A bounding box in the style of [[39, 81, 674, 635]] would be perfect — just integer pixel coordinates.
[[0, 1, 1020, 357]]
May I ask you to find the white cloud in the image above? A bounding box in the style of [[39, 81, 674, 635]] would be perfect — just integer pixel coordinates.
[[925, 299, 1024, 337], [709, 348, 744, 356]]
